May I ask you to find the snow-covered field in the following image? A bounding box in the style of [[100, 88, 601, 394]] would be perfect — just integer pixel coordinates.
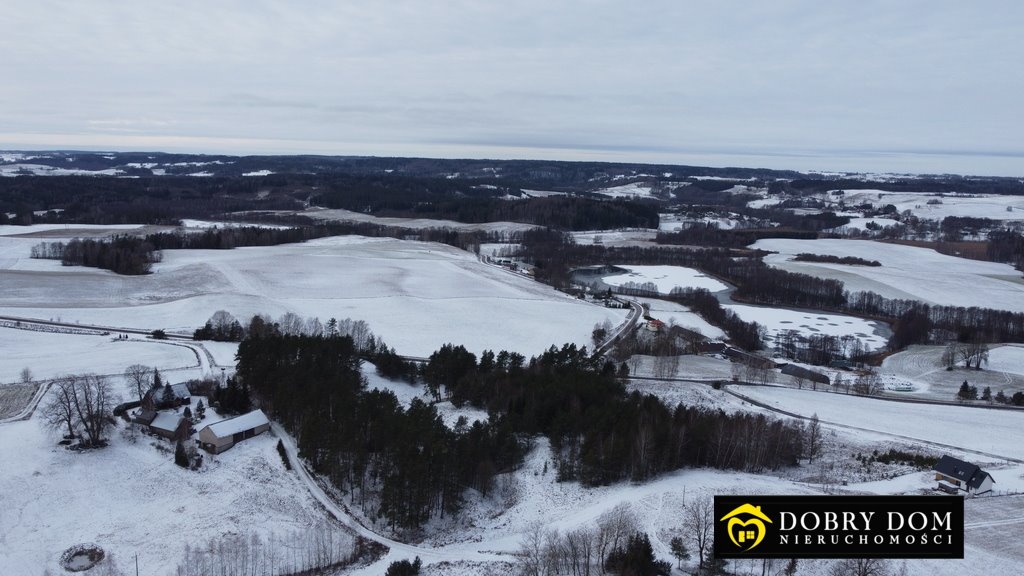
[[292, 207, 539, 233], [570, 229, 658, 247], [724, 303, 888, 351], [732, 386, 1024, 461], [0, 329, 200, 383], [827, 216, 901, 232], [0, 415, 353, 575], [986, 344, 1024, 374], [602, 265, 728, 294], [0, 232, 624, 358], [822, 189, 1024, 221], [0, 163, 125, 177], [635, 297, 726, 339], [879, 344, 1024, 400], [591, 182, 663, 199], [754, 238, 1024, 311]]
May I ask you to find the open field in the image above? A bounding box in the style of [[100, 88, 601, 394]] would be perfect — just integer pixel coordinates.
[[0, 328, 199, 384], [733, 385, 1024, 461], [290, 207, 539, 233], [602, 264, 728, 294], [0, 233, 625, 358], [819, 189, 1024, 221], [724, 303, 888, 350], [879, 344, 1024, 400], [570, 229, 658, 247], [0, 383, 39, 420], [635, 297, 726, 339], [753, 238, 1024, 311]]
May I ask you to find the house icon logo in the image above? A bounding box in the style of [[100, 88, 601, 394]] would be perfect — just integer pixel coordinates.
[[719, 503, 773, 551]]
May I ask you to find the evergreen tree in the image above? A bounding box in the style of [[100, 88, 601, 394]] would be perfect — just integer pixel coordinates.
[[161, 383, 175, 407], [174, 441, 189, 468], [669, 536, 690, 568], [195, 399, 206, 420], [183, 406, 193, 421], [385, 557, 421, 576], [152, 369, 163, 390], [981, 386, 992, 401], [956, 381, 973, 401], [605, 532, 666, 576]]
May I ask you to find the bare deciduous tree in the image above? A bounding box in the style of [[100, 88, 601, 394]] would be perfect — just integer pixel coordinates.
[[43, 376, 78, 439], [518, 522, 556, 576], [124, 364, 152, 402], [829, 558, 891, 576], [44, 374, 117, 447], [684, 494, 715, 571], [805, 414, 823, 464], [70, 374, 116, 447], [595, 503, 638, 567]]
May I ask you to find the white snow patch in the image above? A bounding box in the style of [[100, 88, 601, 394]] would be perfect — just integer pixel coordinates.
[[603, 265, 728, 294], [724, 303, 887, 351]]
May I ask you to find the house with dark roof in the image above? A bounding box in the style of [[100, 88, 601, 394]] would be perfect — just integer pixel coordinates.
[[132, 408, 157, 427], [141, 382, 191, 411], [933, 455, 994, 495]]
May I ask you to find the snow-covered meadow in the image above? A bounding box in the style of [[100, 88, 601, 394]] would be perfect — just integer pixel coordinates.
[[754, 238, 1024, 311], [724, 303, 888, 351], [635, 297, 726, 339], [822, 189, 1024, 221], [602, 265, 728, 294], [0, 416, 352, 575], [731, 386, 1024, 461], [0, 231, 625, 357], [879, 344, 1024, 400], [295, 207, 539, 233], [0, 329, 200, 383], [570, 229, 659, 247]]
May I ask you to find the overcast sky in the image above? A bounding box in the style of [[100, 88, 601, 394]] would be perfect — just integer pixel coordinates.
[[1, 1, 1021, 176]]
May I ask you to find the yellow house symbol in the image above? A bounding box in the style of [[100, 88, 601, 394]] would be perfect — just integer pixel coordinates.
[[720, 504, 773, 551]]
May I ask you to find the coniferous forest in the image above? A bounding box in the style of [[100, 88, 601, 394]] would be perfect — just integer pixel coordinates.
[[235, 333, 806, 530]]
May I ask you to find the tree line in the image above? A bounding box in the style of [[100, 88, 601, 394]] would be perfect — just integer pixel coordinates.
[[234, 334, 812, 530], [792, 253, 881, 266], [31, 236, 162, 275]]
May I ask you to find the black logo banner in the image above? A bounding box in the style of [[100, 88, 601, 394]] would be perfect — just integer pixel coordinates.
[[714, 495, 964, 559]]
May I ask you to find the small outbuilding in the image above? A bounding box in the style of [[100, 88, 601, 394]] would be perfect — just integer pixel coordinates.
[[933, 455, 994, 495], [132, 409, 157, 427], [198, 409, 271, 454], [780, 364, 831, 386], [149, 412, 189, 442]]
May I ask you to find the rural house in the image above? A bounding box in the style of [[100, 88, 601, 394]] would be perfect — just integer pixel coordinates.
[[933, 455, 994, 495], [148, 412, 189, 442], [198, 409, 271, 454], [142, 382, 191, 411]]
